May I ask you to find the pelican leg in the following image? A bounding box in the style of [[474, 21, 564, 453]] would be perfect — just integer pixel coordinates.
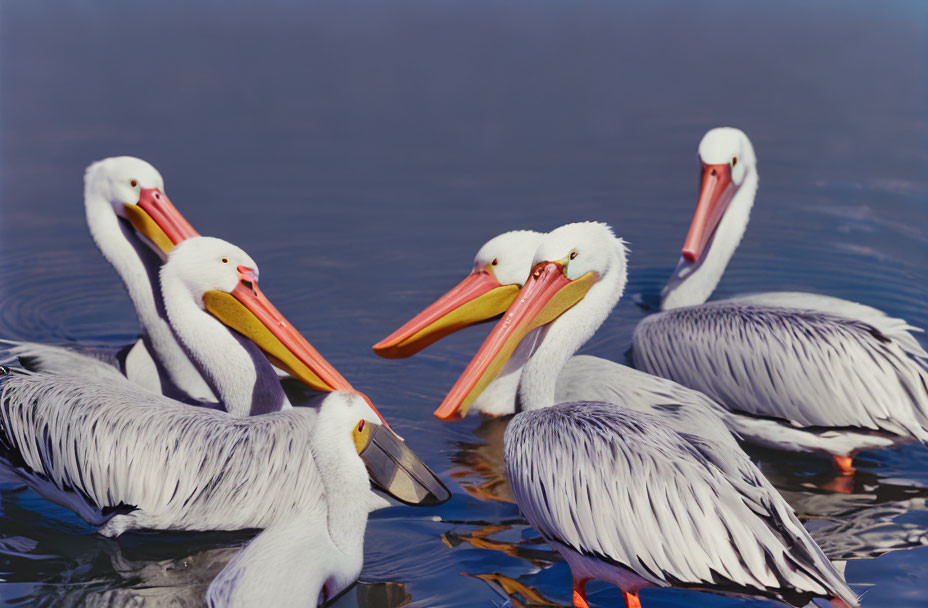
[[623, 591, 642, 608], [832, 455, 855, 475], [571, 577, 589, 608]]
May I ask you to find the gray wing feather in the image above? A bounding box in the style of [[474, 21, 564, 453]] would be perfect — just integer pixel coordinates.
[[0, 339, 125, 380], [633, 301, 928, 439], [504, 403, 858, 606], [0, 371, 324, 533], [556, 355, 739, 448], [732, 292, 928, 360]]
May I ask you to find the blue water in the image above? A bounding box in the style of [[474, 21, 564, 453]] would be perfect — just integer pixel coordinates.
[[1, 1, 927, 606]]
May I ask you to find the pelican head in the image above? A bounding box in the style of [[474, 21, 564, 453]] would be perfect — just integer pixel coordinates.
[[162, 237, 355, 398], [435, 222, 627, 420], [372, 230, 543, 358], [661, 127, 759, 310], [315, 391, 450, 507], [85, 156, 198, 256]]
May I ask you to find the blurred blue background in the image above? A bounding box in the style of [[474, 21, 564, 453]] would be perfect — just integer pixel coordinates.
[[1, 1, 927, 606]]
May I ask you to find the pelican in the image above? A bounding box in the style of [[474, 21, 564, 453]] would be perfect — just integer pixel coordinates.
[[0, 236, 415, 528], [633, 127, 928, 473], [375, 230, 742, 447], [0, 238, 449, 604], [1, 157, 213, 402], [1, 374, 448, 606], [438, 223, 858, 608]]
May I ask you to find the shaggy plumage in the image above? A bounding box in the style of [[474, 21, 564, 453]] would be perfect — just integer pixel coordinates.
[[635, 297, 928, 453], [0, 370, 323, 536], [505, 402, 859, 607]]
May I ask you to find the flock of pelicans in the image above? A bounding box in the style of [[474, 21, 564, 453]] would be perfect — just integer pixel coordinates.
[[1, 126, 927, 607]]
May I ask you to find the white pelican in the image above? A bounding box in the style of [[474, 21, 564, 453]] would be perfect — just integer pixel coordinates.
[[633, 127, 928, 473], [0, 237, 415, 525], [438, 223, 858, 608], [1, 157, 213, 401], [374, 230, 742, 447], [0, 239, 449, 604], [0, 373, 447, 605]]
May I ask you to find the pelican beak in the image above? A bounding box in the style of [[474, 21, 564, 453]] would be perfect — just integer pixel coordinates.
[[202, 266, 355, 393], [122, 188, 200, 254], [373, 267, 520, 359], [356, 422, 451, 506], [681, 163, 736, 263], [433, 260, 598, 421]]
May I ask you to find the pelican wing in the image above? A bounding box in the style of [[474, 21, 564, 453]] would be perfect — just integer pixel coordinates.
[[0, 339, 126, 380], [730, 292, 928, 360], [0, 370, 323, 534], [632, 301, 928, 438], [0, 338, 170, 397], [504, 402, 858, 607], [556, 355, 738, 448]]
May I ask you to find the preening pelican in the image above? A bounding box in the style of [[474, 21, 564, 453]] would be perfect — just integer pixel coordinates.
[[1, 157, 212, 401], [375, 230, 738, 447], [633, 127, 928, 472], [0, 375, 448, 606], [439, 223, 857, 607]]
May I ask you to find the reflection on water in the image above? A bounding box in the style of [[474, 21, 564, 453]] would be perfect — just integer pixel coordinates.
[[754, 449, 928, 562], [467, 572, 560, 608], [0, 483, 252, 607], [804, 499, 928, 561], [442, 524, 557, 570], [2, 0, 928, 606], [450, 416, 515, 504], [355, 582, 412, 608]]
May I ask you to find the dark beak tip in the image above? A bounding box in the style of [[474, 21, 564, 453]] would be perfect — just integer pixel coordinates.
[[429, 485, 452, 506]]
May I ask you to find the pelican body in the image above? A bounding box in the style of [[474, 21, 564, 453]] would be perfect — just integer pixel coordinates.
[[633, 128, 928, 471], [439, 223, 857, 607]]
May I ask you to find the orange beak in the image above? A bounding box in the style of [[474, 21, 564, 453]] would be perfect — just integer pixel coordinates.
[[433, 261, 597, 421], [202, 266, 355, 396], [372, 267, 520, 359], [681, 163, 735, 263], [123, 187, 199, 254]]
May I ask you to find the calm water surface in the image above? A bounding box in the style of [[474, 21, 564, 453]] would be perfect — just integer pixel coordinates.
[[1, 1, 927, 606]]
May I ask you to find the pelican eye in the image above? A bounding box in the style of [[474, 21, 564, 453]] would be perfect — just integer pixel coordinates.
[[352, 419, 371, 453], [130, 179, 138, 187], [491, 258, 498, 266], [221, 257, 229, 264], [731, 157, 738, 168], [569, 250, 578, 260]]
